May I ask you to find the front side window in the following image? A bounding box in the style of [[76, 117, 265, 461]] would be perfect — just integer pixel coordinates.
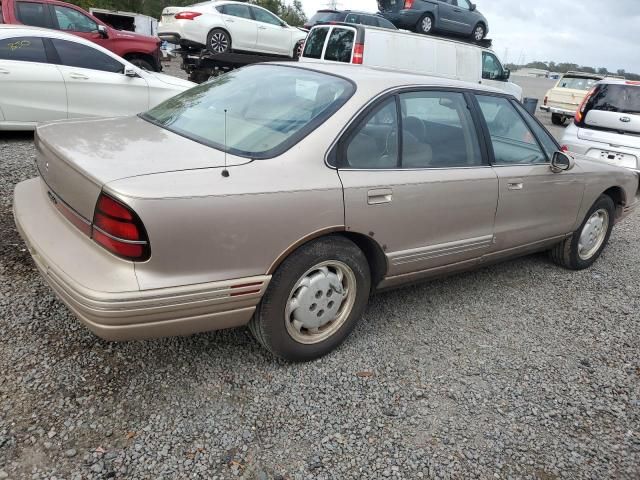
[[143, 65, 355, 159], [51, 39, 123, 73], [513, 101, 557, 159], [0, 36, 47, 63], [476, 95, 546, 165], [53, 5, 97, 33], [302, 27, 328, 59], [222, 4, 252, 20], [344, 13, 358, 23], [16, 1, 50, 28], [251, 7, 281, 25], [361, 15, 379, 26], [457, 0, 472, 9], [377, 17, 396, 29], [482, 52, 503, 80], [324, 27, 354, 63], [345, 97, 399, 169], [400, 91, 482, 168]]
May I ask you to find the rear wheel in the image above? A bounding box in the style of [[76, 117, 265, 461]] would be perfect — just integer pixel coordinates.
[[417, 14, 434, 35], [549, 195, 615, 270], [471, 23, 486, 41], [206, 28, 231, 55], [250, 236, 371, 361], [551, 113, 567, 126]]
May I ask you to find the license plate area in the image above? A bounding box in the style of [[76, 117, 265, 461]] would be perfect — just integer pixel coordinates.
[[589, 149, 637, 166]]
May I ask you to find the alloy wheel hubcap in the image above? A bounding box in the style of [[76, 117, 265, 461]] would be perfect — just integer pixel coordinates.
[[211, 33, 228, 53], [285, 261, 357, 345], [474, 27, 484, 40], [422, 17, 432, 32], [578, 209, 608, 260]]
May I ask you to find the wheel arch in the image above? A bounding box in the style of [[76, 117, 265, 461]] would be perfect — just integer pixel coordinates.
[[267, 229, 388, 290], [602, 186, 627, 219]]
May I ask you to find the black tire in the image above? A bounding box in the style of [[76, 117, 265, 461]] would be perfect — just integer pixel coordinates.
[[249, 236, 371, 361], [188, 71, 211, 83], [128, 57, 155, 71], [549, 195, 615, 270], [551, 113, 567, 126], [206, 28, 231, 55], [293, 40, 304, 59], [417, 14, 434, 35], [471, 23, 486, 41]]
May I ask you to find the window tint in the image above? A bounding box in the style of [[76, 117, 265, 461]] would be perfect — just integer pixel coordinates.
[[302, 27, 328, 59], [53, 5, 97, 32], [252, 7, 281, 25], [558, 76, 599, 90], [400, 91, 482, 168], [308, 11, 342, 24], [344, 13, 358, 23], [513, 100, 557, 159], [52, 39, 123, 73], [345, 97, 398, 169], [0, 5, 4, 23], [588, 84, 640, 114], [361, 15, 379, 26], [324, 27, 354, 63], [0, 36, 47, 63], [476, 95, 546, 165], [377, 17, 396, 29], [222, 4, 252, 19], [482, 52, 503, 80], [143, 65, 354, 159], [458, 0, 472, 9], [16, 1, 50, 28]]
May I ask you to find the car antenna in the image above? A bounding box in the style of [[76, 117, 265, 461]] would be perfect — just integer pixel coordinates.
[[222, 108, 230, 178]]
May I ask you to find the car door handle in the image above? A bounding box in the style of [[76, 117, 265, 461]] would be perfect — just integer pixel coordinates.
[[258, 26, 267, 30], [453, 8, 462, 12], [69, 73, 89, 80], [367, 188, 393, 205], [226, 18, 234, 22], [0, 67, 9, 74], [507, 182, 523, 191]]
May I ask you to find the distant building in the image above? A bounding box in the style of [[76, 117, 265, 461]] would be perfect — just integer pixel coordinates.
[[512, 68, 550, 78]]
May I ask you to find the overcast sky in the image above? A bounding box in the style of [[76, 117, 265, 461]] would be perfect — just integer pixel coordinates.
[[299, 0, 640, 73]]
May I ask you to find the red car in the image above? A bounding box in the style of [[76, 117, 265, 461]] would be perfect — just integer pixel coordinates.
[[0, 0, 162, 71]]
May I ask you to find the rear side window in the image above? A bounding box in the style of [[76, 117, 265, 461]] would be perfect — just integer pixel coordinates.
[[360, 15, 379, 26], [588, 84, 640, 114], [302, 27, 329, 59], [377, 17, 396, 29], [324, 28, 354, 63], [16, 1, 51, 28], [558, 76, 599, 91], [222, 4, 252, 19], [309, 11, 342, 24], [51, 39, 123, 73], [0, 36, 47, 63]]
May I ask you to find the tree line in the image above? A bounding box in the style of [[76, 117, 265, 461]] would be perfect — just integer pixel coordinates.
[[505, 60, 639, 81], [65, 0, 307, 26]]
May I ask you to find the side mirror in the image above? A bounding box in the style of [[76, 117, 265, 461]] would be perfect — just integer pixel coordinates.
[[502, 68, 511, 81], [470, 3, 476, 11], [124, 66, 139, 78], [550, 151, 575, 173], [97, 25, 109, 38]]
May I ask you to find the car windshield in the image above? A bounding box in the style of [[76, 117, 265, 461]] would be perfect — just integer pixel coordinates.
[[142, 65, 355, 158], [590, 84, 640, 114], [558, 76, 599, 90]]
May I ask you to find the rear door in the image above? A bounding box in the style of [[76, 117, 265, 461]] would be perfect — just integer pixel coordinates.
[[50, 38, 149, 118], [250, 6, 290, 55], [0, 35, 67, 123], [220, 3, 257, 51], [338, 89, 499, 277]]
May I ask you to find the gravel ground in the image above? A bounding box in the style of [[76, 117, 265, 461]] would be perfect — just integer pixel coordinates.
[[1, 59, 640, 479]]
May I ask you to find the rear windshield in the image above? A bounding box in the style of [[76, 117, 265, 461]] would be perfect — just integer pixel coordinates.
[[589, 84, 640, 114], [303, 26, 329, 59], [142, 65, 355, 159], [558, 76, 600, 90], [324, 27, 355, 63], [309, 11, 343, 24]]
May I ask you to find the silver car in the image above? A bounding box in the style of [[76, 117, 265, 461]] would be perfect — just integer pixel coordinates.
[[13, 63, 640, 361], [561, 78, 640, 172]]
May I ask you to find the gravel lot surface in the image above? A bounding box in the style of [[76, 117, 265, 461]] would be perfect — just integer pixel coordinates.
[[1, 60, 639, 479]]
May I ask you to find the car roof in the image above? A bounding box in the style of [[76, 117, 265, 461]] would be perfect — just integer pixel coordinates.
[[272, 61, 509, 96], [315, 9, 380, 15]]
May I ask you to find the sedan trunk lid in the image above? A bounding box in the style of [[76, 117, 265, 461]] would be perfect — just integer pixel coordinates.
[[36, 116, 249, 220]]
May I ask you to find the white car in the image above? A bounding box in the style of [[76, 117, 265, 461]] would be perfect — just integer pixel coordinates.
[[561, 78, 640, 172], [158, 1, 307, 58], [0, 25, 194, 131]]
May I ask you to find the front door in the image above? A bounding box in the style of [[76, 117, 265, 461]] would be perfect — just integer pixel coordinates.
[[438, 0, 467, 34], [0, 36, 67, 123], [338, 90, 499, 278], [474, 94, 584, 253], [220, 3, 257, 52], [250, 6, 290, 56], [50, 38, 149, 118]]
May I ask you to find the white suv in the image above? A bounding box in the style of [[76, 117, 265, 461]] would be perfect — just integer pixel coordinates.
[[561, 79, 640, 172], [158, 1, 307, 58]]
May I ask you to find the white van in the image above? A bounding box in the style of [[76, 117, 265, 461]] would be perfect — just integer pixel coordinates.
[[299, 23, 522, 100]]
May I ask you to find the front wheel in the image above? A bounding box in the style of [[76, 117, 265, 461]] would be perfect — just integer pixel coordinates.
[[250, 236, 371, 361], [206, 29, 231, 55], [293, 40, 304, 59], [549, 195, 615, 270], [471, 23, 486, 41], [417, 14, 434, 35]]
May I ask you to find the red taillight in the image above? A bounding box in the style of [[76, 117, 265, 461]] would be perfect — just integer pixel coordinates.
[[561, 145, 568, 152], [404, 0, 414, 8], [92, 193, 149, 261], [543, 96, 548, 106], [626, 81, 640, 85], [175, 11, 202, 20], [575, 86, 596, 124], [352, 43, 364, 64]]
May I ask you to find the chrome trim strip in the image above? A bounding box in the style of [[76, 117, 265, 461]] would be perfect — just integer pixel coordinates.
[[389, 236, 494, 265], [92, 225, 148, 245]]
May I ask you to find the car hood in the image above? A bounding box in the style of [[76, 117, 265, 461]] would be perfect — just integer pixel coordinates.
[[110, 28, 159, 44]]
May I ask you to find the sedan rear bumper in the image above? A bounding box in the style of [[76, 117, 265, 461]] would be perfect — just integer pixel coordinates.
[[540, 105, 575, 116], [13, 178, 270, 341], [158, 32, 182, 44]]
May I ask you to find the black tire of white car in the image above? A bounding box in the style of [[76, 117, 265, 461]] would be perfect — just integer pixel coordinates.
[[294, 40, 304, 59], [417, 14, 434, 35], [250, 236, 371, 362], [552, 113, 567, 126], [550, 195, 615, 270], [206, 29, 231, 55]]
